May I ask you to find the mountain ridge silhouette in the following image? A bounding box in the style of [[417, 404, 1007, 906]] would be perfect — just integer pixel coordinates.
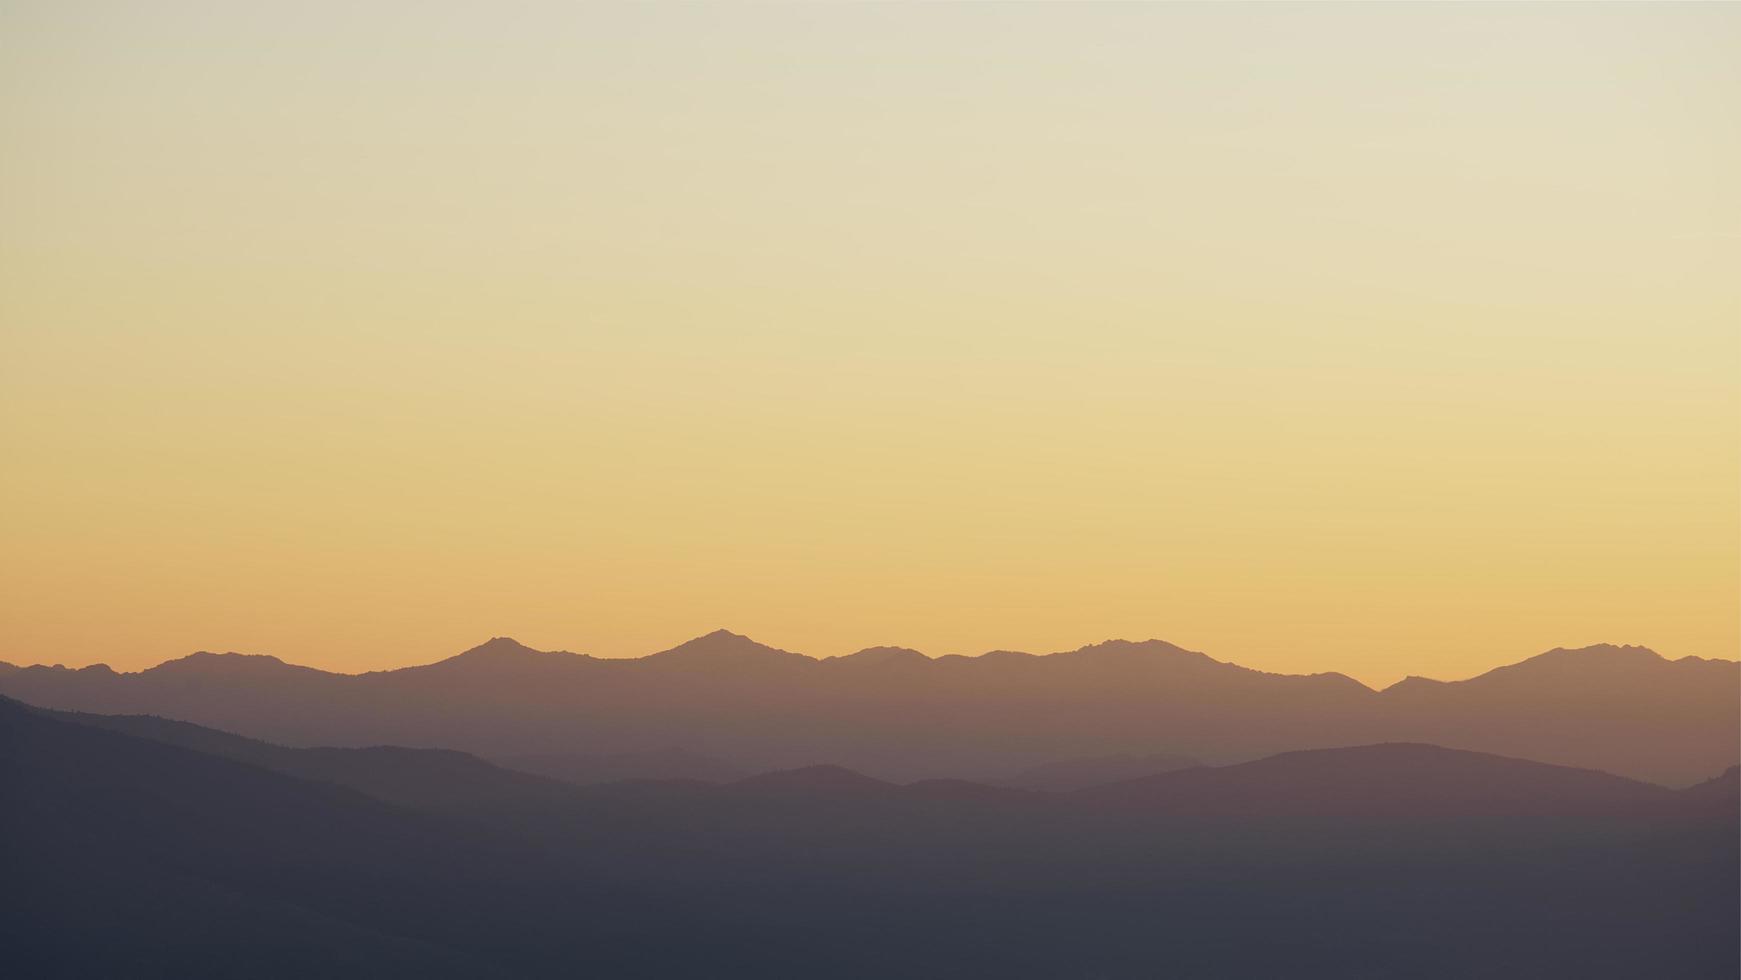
[[7, 633, 1724, 684], [2, 633, 1734, 786]]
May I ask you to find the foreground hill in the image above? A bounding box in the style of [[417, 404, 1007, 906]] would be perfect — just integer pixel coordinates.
[[1, 633, 1733, 785], [1, 698, 535, 978], [3, 697, 1734, 979], [34, 707, 580, 814]]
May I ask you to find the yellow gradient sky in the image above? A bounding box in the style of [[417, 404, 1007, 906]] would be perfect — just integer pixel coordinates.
[[2, 3, 1736, 685]]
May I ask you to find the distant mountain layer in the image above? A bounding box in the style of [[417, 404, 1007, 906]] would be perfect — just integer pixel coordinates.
[[1, 632, 1734, 785], [497, 747, 748, 786], [4, 696, 1735, 979], [996, 751, 1203, 791], [29, 701, 1719, 823]]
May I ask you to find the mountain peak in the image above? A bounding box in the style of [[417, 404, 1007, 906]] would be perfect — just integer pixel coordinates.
[[409, 636, 601, 675], [646, 630, 810, 666], [145, 651, 302, 677], [1475, 643, 1666, 682], [455, 637, 542, 659], [1383, 674, 1444, 694], [833, 646, 930, 665], [1383, 645, 1679, 694], [1537, 643, 1663, 662], [1296, 670, 1373, 693], [1066, 638, 1208, 660]]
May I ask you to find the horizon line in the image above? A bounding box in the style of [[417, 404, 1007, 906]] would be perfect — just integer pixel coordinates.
[[5, 631, 1734, 693]]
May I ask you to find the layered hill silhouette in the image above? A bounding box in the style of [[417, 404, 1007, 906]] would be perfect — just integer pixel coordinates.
[[1, 632, 1734, 785], [1076, 742, 1686, 822], [28, 699, 1717, 824], [35, 706, 580, 815], [0, 696, 673, 979], [4, 694, 1735, 978], [997, 750, 1203, 791]]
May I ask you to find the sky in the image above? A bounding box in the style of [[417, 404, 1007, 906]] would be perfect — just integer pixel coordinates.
[[2, 3, 1736, 686]]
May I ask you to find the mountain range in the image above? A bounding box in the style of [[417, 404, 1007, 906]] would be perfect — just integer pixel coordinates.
[[2, 631, 1733, 785], [4, 693, 1734, 978]]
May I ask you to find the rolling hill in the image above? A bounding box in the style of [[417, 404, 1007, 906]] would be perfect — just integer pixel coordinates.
[[4, 695, 1734, 978]]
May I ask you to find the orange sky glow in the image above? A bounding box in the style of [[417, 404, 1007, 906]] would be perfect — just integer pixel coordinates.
[[2, 3, 1736, 686]]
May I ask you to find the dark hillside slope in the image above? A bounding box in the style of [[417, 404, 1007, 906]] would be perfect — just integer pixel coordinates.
[[4, 699, 1735, 979]]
